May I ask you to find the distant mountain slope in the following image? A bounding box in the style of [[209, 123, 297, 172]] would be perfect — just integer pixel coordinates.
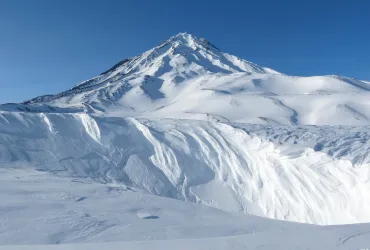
[[9, 33, 369, 125], [23, 33, 275, 106]]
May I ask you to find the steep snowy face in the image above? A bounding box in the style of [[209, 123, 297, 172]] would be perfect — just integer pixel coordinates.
[[22, 33, 275, 109], [1, 113, 370, 225]]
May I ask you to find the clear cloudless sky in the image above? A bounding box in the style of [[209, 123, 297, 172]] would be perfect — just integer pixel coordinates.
[[0, 0, 369, 103]]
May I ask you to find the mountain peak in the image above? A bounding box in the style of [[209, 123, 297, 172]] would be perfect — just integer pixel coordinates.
[[166, 32, 220, 52], [172, 32, 193, 39], [171, 32, 196, 42]]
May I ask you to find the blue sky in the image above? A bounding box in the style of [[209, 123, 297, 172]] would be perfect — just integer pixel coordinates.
[[0, 0, 369, 103]]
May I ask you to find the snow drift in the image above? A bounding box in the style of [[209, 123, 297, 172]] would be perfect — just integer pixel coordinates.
[[1, 111, 370, 225]]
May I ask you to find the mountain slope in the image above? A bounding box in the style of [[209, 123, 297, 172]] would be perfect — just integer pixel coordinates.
[[23, 33, 275, 107], [12, 33, 370, 125]]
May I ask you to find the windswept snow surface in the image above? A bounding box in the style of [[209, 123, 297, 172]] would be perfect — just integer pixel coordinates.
[[1, 33, 370, 249], [1, 113, 370, 225], [0, 169, 369, 250]]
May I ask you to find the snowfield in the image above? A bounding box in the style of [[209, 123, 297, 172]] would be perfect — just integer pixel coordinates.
[[1, 32, 370, 249], [0, 169, 369, 250]]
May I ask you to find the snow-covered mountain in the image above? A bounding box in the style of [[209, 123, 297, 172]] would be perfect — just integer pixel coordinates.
[[12, 32, 370, 125], [23, 33, 277, 106], [1, 32, 370, 249]]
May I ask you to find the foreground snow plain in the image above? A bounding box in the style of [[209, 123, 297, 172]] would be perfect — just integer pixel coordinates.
[[1, 33, 370, 249], [0, 169, 369, 250]]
